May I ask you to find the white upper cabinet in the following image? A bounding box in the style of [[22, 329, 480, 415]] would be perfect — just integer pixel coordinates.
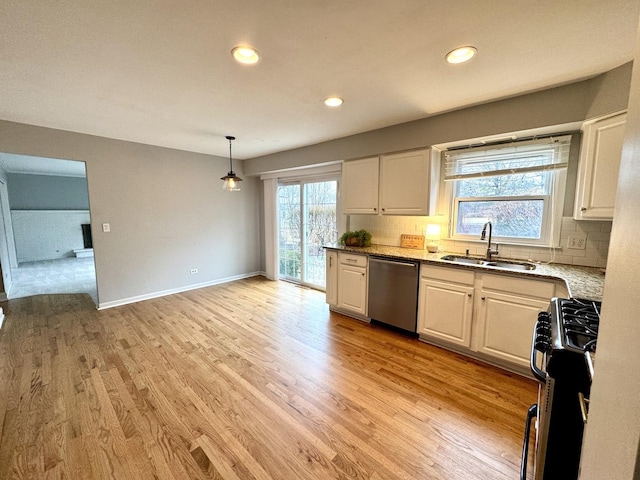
[[380, 149, 430, 215], [574, 111, 627, 220], [342, 157, 380, 214], [342, 148, 433, 215]]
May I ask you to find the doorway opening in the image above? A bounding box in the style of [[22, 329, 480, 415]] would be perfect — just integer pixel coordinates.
[[278, 177, 338, 290], [0, 154, 97, 304]]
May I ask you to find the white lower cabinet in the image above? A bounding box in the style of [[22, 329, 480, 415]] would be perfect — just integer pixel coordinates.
[[417, 266, 474, 348], [473, 288, 549, 368], [338, 264, 368, 315], [418, 264, 561, 373], [473, 274, 554, 369], [329, 252, 368, 318]]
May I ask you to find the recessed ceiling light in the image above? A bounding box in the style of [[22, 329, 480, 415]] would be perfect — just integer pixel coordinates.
[[324, 96, 344, 107], [445, 46, 477, 64], [231, 46, 260, 65]]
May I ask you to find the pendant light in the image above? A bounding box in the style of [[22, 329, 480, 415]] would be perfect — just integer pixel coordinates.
[[221, 135, 242, 191]]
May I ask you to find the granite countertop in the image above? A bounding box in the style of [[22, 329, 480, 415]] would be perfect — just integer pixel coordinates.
[[325, 244, 605, 301]]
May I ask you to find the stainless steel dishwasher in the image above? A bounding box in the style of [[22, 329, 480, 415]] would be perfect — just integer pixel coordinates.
[[368, 256, 420, 333]]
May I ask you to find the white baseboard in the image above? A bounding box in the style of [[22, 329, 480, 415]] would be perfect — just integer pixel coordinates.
[[97, 272, 264, 310]]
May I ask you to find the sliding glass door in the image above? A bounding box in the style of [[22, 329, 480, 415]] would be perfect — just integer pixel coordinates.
[[278, 184, 301, 280], [278, 178, 338, 289]]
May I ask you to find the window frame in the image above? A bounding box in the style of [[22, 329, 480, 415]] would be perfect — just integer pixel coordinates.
[[442, 141, 568, 248]]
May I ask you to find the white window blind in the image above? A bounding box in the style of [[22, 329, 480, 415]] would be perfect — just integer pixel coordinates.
[[444, 135, 571, 181]]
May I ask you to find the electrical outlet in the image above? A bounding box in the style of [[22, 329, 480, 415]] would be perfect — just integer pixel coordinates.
[[102, 223, 111, 233], [567, 236, 586, 249], [190, 268, 198, 274]]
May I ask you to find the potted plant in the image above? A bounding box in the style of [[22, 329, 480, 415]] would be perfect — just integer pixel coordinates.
[[339, 229, 372, 247]]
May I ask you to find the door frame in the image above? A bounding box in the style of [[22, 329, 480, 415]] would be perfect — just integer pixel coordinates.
[[278, 175, 340, 289], [261, 163, 344, 283]]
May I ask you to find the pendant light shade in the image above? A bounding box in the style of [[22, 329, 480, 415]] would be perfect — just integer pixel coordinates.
[[221, 135, 242, 191]]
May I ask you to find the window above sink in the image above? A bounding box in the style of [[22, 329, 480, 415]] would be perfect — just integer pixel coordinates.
[[441, 135, 571, 248]]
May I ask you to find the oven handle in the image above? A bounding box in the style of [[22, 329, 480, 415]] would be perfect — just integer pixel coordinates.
[[578, 392, 590, 424], [530, 323, 546, 383], [520, 404, 538, 480]]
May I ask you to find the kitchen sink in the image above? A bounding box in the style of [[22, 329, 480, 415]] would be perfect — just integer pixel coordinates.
[[439, 255, 487, 266], [440, 255, 536, 271], [485, 260, 537, 271]]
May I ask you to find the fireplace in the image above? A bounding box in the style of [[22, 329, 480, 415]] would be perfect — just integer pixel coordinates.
[[81, 224, 93, 249]]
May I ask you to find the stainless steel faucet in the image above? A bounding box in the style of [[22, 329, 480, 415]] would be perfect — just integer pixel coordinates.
[[481, 222, 499, 260]]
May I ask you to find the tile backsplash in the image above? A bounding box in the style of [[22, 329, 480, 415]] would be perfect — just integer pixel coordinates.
[[349, 215, 610, 268]]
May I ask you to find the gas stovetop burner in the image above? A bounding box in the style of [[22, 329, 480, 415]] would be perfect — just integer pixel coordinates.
[[559, 298, 601, 352]]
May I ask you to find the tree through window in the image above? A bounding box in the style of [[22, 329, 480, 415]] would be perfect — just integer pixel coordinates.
[[445, 135, 571, 246], [278, 179, 338, 288]]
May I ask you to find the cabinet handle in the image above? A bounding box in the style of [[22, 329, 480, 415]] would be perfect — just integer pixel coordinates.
[[481, 296, 486, 301], [329, 257, 333, 267], [581, 207, 587, 211], [381, 208, 386, 212], [467, 293, 472, 298], [361, 273, 365, 276], [373, 207, 377, 212]]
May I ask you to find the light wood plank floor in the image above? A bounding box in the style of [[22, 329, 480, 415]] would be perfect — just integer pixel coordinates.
[[0, 276, 537, 479]]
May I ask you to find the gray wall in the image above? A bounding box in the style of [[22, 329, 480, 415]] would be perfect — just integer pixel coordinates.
[[580, 19, 640, 479], [0, 62, 633, 306], [0, 124, 261, 307], [244, 62, 633, 175], [250, 64, 630, 273], [7, 173, 89, 210]]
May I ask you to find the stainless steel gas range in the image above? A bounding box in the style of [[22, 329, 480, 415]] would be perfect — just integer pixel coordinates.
[[521, 297, 600, 480]]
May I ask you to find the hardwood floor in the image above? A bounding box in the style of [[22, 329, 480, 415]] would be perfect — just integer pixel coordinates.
[[0, 276, 537, 479]]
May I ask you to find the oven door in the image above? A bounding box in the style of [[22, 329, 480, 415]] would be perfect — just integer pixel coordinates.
[[521, 321, 551, 480], [533, 376, 554, 479]]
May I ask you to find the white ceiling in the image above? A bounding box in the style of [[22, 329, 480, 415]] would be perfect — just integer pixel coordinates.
[[1, 1, 638, 160]]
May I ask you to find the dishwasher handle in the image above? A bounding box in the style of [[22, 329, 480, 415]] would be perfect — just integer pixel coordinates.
[[370, 258, 417, 268]]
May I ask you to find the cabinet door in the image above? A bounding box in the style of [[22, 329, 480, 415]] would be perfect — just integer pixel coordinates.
[[380, 149, 429, 215], [326, 251, 338, 306], [342, 157, 380, 214], [575, 112, 627, 220], [337, 265, 368, 316], [417, 278, 474, 348], [473, 290, 548, 368]]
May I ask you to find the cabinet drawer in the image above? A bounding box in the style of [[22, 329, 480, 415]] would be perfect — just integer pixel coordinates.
[[480, 273, 555, 299], [421, 264, 475, 285], [339, 252, 368, 268]]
